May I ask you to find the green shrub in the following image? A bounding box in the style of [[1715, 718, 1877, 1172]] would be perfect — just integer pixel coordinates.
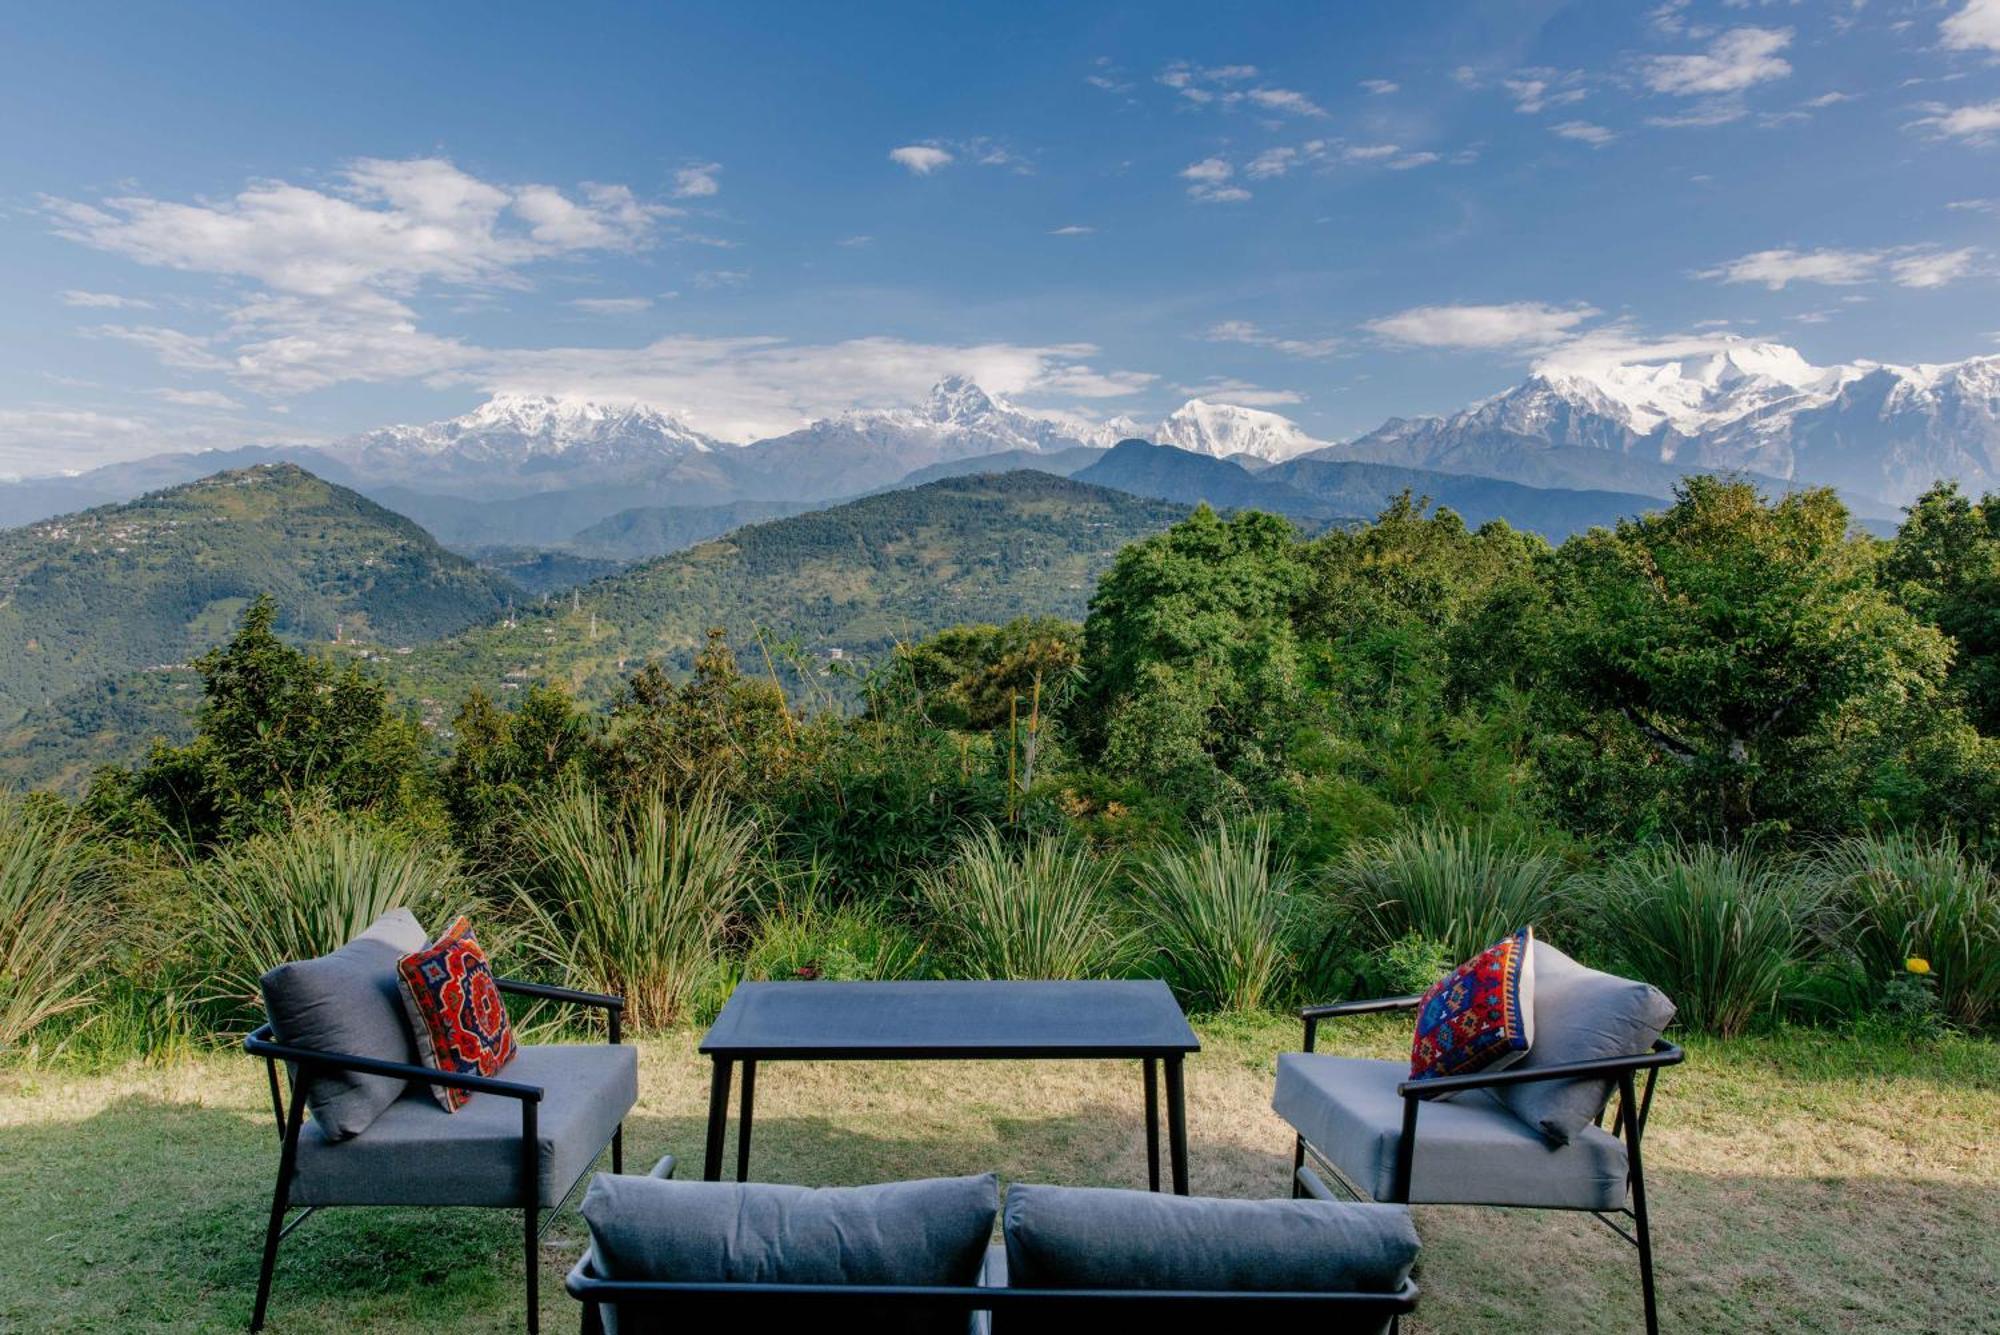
[[188, 814, 468, 1026], [1130, 819, 1294, 1012], [1373, 933, 1452, 997], [513, 785, 754, 1029], [1810, 831, 1999, 1030], [1591, 843, 1818, 1038], [918, 824, 1129, 980], [0, 802, 112, 1054], [742, 903, 927, 982], [1329, 822, 1572, 963]]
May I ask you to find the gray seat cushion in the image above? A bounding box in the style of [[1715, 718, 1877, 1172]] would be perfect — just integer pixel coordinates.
[[1497, 940, 1675, 1147], [260, 908, 427, 1141], [1273, 1053, 1628, 1210], [581, 1171, 997, 1335], [1002, 1183, 1418, 1292], [291, 1043, 637, 1207]]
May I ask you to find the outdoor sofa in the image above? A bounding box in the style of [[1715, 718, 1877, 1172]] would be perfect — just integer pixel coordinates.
[[567, 1154, 1422, 1334]]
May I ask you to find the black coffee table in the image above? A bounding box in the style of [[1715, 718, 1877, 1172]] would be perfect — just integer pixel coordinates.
[[697, 979, 1202, 1193]]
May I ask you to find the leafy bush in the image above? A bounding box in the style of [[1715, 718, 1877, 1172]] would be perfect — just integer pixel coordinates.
[[1373, 933, 1452, 998], [1130, 820, 1295, 1012], [742, 903, 927, 982], [918, 824, 1129, 980], [1329, 822, 1572, 964], [512, 786, 754, 1029], [0, 802, 112, 1053], [1810, 831, 1999, 1029], [1590, 843, 1818, 1038], [188, 814, 468, 1024]]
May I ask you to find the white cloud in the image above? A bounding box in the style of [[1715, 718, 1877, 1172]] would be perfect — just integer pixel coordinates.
[[1176, 376, 1304, 407], [889, 144, 954, 175], [1802, 92, 1855, 109], [1698, 245, 1983, 290], [1912, 99, 2000, 142], [1551, 121, 1617, 147], [1341, 144, 1401, 162], [1360, 79, 1399, 95], [1698, 247, 1880, 288], [837, 234, 873, 247], [672, 162, 721, 198], [1385, 152, 1441, 171], [568, 296, 654, 314], [1647, 100, 1751, 128], [1049, 225, 1095, 236], [43, 158, 665, 299], [481, 336, 1156, 442], [155, 388, 244, 409], [693, 268, 749, 289], [1365, 301, 1599, 349], [1641, 27, 1793, 96], [59, 289, 153, 309], [1180, 157, 1250, 202], [1204, 320, 1340, 358], [1246, 86, 1327, 117], [1245, 147, 1300, 179], [1942, 0, 2000, 52], [1504, 71, 1587, 114], [1889, 247, 1980, 289]]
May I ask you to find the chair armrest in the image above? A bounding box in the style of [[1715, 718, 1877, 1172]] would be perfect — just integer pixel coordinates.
[[1396, 1039, 1684, 1100], [1299, 995, 1422, 1052], [496, 977, 625, 1013], [244, 1023, 546, 1102]]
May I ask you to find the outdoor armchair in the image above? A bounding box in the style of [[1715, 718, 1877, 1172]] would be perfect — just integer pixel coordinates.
[[244, 976, 633, 1334], [1277, 979, 1682, 1334]]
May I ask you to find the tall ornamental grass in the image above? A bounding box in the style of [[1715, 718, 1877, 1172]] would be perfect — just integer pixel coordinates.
[[1329, 822, 1571, 964], [1131, 819, 1294, 1013], [190, 815, 467, 1020], [0, 802, 112, 1053], [1811, 831, 1999, 1030], [918, 824, 1129, 980], [1591, 843, 1817, 1038], [513, 786, 754, 1028]]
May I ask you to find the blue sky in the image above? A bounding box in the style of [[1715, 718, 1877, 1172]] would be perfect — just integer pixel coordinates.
[[4, 0, 1999, 475]]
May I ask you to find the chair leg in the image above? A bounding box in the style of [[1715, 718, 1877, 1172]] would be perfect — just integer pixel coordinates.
[[1290, 1135, 1306, 1198], [1622, 1072, 1660, 1335], [250, 1072, 307, 1332], [524, 1205, 539, 1335], [612, 1124, 624, 1176]]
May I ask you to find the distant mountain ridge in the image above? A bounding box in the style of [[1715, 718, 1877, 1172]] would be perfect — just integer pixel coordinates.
[[0, 463, 514, 728]]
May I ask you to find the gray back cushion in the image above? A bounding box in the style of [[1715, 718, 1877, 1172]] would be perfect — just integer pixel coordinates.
[[584, 1168, 995, 1274], [1003, 1184, 1419, 1293], [259, 908, 427, 1141], [1498, 939, 1675, 1146]]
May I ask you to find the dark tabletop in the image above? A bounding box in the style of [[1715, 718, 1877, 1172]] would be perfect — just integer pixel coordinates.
[[699, 979, 1201, 1059]]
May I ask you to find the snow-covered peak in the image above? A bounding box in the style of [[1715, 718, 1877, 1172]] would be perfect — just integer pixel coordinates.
[[1152, 399, 1326, 462], [338, 393, 719, 476], [923, 375, 1001, 425], [1522, 338, 1866, 437]]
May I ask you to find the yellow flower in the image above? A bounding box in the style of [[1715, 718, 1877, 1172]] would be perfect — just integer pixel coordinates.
[[1905, 957, 1931, 975]]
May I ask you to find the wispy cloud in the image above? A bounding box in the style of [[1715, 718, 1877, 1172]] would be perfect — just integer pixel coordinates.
[[1504, 71, 1587, 114], [1641, 27, 1792, 96], [1175, 376, 1304, 407], [1551, 121, 1617, 147], [155, 387, 243, 409], [1365, 301, 1599, 349], [1049, 224, 1095, 236], [59, 289, 153, 309], [1698, 245, 1983, 289], [1246, 86, 1327, 117], [1942, 0, 2000, 53], [1910, 99, 2000, 143], [568, 296, 654, 314], [672, 162, 721, 198], [1360, 78, 1399, 95], [1204, 319, 1340, 358], [1180, 157, 1250, 203], [888, 144, 955, 175]]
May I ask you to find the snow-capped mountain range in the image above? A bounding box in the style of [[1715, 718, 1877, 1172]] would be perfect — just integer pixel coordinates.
[[4, 339, 1997, 536], [1319, 340, 2000, 507]]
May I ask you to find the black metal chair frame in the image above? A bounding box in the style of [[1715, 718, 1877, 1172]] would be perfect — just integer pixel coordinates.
[[1287, 995, 1684, 1335], [243, 978, 627, 1334]]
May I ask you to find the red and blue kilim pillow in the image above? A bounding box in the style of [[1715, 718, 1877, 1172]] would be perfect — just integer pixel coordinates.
[[396, 916, 517, 1111], [1409, 926, 1536, 1084]]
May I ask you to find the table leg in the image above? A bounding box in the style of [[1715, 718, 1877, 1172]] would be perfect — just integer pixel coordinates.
[[1143, 1057, 1160, 1192], [702, 1057, 732, 1181], [1163, 1054, 1190, 1195], [736, 1059, 757, 1182]]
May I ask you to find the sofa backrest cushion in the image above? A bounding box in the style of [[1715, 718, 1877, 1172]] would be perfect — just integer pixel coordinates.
[[582, 1171, 996, 1333], [260, 908, 427, 1141], [1002, 1184, 1419, 1294], [1496, 938, 1676, 1147]]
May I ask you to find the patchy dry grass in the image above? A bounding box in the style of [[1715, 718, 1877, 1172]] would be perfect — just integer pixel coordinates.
[[1, 1015, 1993, 1331]]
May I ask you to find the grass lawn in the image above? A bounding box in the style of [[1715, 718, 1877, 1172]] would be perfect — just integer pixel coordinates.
[[1, 1014, 1994, 1332]]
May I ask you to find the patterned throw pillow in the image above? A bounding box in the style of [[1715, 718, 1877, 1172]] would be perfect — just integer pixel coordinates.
[[1409, 926, 1536, 1083], [396, 917, 518, 1111]]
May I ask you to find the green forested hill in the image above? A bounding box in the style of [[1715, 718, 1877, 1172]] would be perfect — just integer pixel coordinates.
[[398, 471, 1188, 707], [0, 464, 515, 727]]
